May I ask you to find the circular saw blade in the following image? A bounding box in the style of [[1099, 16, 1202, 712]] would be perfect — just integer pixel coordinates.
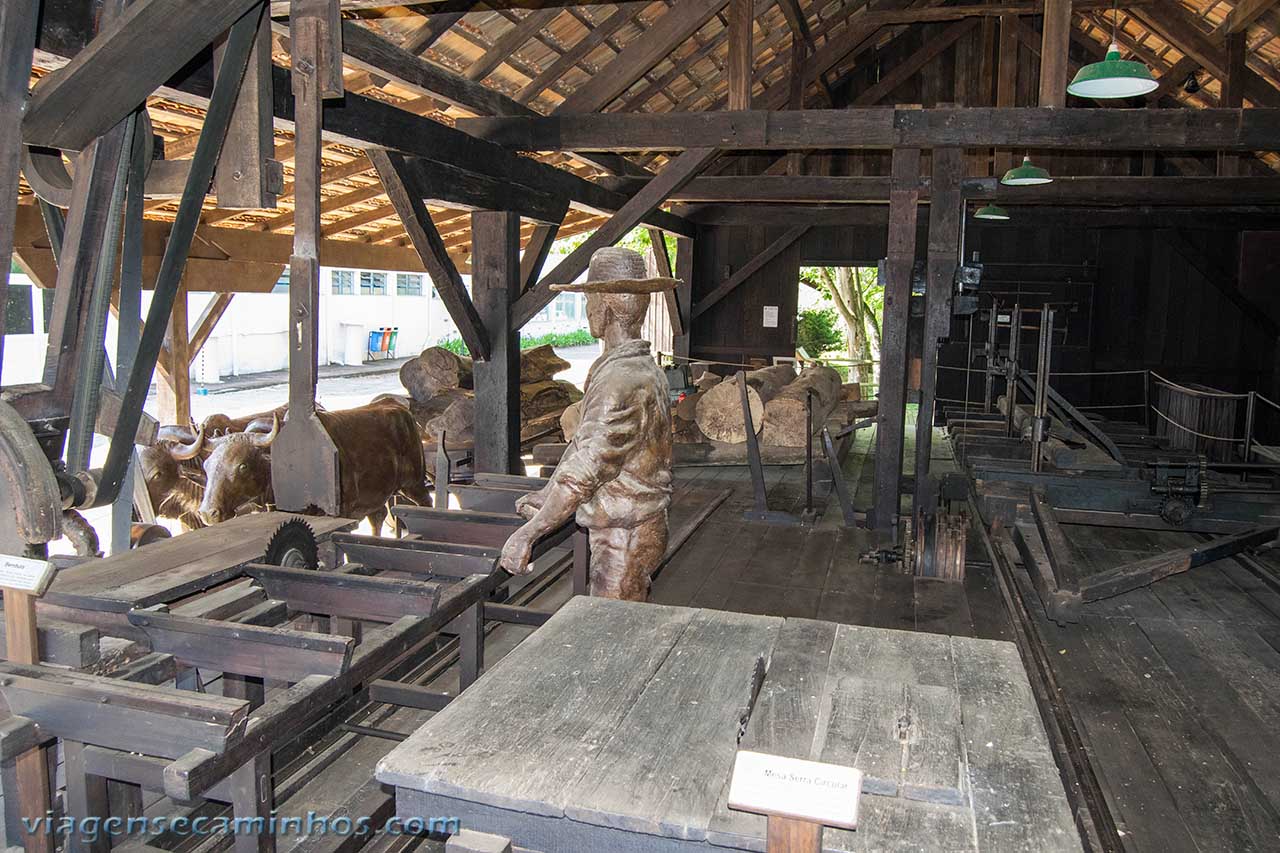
[[263, 517, 318, 569]]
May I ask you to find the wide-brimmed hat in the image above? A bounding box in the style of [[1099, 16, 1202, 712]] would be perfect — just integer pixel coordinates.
[[550, 247, 680, 294]]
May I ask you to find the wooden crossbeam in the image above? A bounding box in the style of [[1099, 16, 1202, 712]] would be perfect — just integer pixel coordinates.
[[457, 107, 1280, 151], [512, 147, 718, 329], [691, 225, 809, 320], [369, 148, 490, 360], [647, 226, 683, 337], [24, 0, 263, 151], [187, 293, 233, 364], [853, 19, 979, 106]]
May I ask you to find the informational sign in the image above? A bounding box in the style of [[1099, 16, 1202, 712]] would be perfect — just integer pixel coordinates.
[[0, 554, 56, 596], [727, 750, 862, 830], [762, 305, 779, 328]]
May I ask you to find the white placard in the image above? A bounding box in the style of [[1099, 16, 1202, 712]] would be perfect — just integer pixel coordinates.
[[762, 305, 779, 328], [0, 554, 56, 596], [727, 750, 862, 830]]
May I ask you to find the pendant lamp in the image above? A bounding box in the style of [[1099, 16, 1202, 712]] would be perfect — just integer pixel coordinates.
[[1067, 0, 1157, 99], [1000, 156, 1052, 186], [974, 204, 1010, 221]]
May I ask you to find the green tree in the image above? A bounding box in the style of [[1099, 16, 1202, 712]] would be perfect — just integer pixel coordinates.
[[799, 266, 883, 382], [796, 307, 844, 355]]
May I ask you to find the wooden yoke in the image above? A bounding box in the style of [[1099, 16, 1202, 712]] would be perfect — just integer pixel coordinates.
[[271, 0, 341, 515]]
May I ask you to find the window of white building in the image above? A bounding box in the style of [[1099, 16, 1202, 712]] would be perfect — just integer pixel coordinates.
[[396, 273, 424, 296], [332, 270, 354, 295], [360, 271, 387, 295]]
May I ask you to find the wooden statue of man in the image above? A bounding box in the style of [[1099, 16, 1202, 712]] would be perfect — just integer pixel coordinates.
[[498, 247, 676, 600]]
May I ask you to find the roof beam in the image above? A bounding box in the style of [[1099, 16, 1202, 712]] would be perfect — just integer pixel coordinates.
[[24, 0, 263, 151], [457, 107, 1280, 151], [852, 19, 979, 106], [553, 0, 730, 113], [466, 7, 562, 82], [369, 148, 490, 360], [515, 3, 645, 101], [1129, 5, 1280, 107], [513, 147, 718, 328]]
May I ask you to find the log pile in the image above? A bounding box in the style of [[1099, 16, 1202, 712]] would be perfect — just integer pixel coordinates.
[[678, 363, 848, 448], [394, 345, 583, 447]]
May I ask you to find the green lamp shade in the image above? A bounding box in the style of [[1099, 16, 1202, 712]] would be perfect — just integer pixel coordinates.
[[974, 204, 1010, 221], [1067, 44, 1158, 99], [1001, 155, 1052, 186]]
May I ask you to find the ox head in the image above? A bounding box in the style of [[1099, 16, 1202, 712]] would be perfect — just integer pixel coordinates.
[[189, 417, 279, 525], [139, 425, 200, 510]]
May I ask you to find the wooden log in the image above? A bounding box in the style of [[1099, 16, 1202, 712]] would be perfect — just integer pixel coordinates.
[[745, 363, 798, 400], [760, 365, 843, 447], [674, 392, 701, 421], [519, 344, 570, 383], [399, 347, 474, 401], [694, 371, 722, 392], [520, 379, 583, 422], [426, 396, 475, 449], [695, 378, 763, 444]]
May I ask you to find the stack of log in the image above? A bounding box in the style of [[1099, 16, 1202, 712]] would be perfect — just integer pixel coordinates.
[[675, 363, 846, 448], [392, 345, 582, 447]]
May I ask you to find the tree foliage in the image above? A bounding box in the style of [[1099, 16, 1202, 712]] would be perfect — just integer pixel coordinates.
[[799, 266, 884, 381], [797, 306, 845, 355]]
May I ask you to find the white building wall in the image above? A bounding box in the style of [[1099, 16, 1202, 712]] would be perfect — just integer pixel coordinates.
[[1, 267, 590, 387]]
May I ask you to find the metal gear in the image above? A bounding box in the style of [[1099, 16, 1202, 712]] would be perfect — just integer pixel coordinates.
[[263, 518, 319, 569], [1159, 495, 1193, 527]]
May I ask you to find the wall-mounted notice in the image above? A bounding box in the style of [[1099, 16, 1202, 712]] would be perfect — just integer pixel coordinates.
[[762, 305, 779, 328]]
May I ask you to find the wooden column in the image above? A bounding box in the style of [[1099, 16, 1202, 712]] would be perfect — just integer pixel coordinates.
[[471, 210, 521, 474], [1218, 31, 1246, 176], [673, 235, 695, 359], [728, 0, 754, 110], [0, 1, 38, 375], [213, 6, 277, 209], [5, 581, 52, 853], [1038, 0, 1072, 107], [913, 147, 964, 514], [995, 13, 1018, 173], [157, 287, 190, 425], [870, 148, 921, 538]]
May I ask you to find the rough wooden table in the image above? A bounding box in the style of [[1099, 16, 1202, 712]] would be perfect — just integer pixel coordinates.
[[377, 597, 1081, 852]]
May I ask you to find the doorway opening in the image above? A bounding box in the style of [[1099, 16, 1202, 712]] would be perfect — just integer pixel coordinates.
[[798, 266, 884, 399]]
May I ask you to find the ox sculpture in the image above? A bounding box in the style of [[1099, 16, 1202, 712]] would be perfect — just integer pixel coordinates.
[[171, 399, 432, 533]]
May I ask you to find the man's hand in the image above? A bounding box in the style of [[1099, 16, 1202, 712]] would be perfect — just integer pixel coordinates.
[[514, 490, 546, 520], [499, 529, 536, 575]]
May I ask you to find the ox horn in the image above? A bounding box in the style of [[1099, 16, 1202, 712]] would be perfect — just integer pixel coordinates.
[[170, 426, 206, 460], [249, 415, 280, 448]]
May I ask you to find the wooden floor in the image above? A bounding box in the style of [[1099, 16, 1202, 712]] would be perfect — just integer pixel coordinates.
[[1002, 523, 1280, 853], [652, 425, 1012, 642]]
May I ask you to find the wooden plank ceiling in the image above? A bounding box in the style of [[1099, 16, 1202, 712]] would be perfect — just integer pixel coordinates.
[[24, 0, 1280, 270]]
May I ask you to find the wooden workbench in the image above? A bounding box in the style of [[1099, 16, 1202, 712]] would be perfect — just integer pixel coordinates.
[[377, 597, 1080, 852]]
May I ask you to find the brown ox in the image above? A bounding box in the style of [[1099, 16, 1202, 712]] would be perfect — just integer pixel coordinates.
[[139, 425, 208, 530], [176, 400, 431, 533], [200, 405, 289, 436]]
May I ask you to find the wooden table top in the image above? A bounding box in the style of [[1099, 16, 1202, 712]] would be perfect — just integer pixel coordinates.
[[377, 596, 1081, 852]]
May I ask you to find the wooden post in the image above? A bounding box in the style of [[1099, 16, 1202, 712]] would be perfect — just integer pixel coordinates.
[[157, 286, 190, 425], [995, 13, 1018, 174], [1038, 0, 1072, 108], [471, 210, 521, 474], [728, 0, 754, 111], [1218, 31, 1246, 176], [0, 1, 39, 375], [913, 147, 964, 514], [214, 5, 277, 209], [672, 235, 695, 360], [2, 557, 55, 853], [765, 815, 822, 853], [870, 147, 921, 538]]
